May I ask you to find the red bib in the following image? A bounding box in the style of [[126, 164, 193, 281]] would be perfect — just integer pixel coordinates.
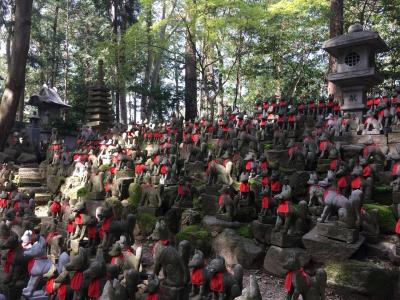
[[261, 196, 269, 209], [45, 278, 55, 295], [285, 268, 309, 292], [71, 271, 84, 290], [271, 181, 281, 193], [351, 177, 362, 189], [261, 176, 269, 186], [395, 219, 400, 234], [75, 213, 83, 225], [177, 184, 184, 196], [99, 216, 112, 239], [363, 165, 371, 177], [277, 201, 289, 213], [50, 202, 61, 213], [240, 182, 250, 193], [337, 176, 347, 188], [3, 248, 15, 273], [88, 278, 101, 298], [27, 258, 35, 274], [191, 267, 204, 285], [67, 221, 74, 233], [87, 226, 97, 239], [146, 293, 159, 300], [392, 162, 400, 176], [210, 272, 224, 292], [245, 161, 252, 171], [58, 283, 67, 300], [330, 159, 337, 171], [260, 161, 268, 170], [160, 165, 168, 175]]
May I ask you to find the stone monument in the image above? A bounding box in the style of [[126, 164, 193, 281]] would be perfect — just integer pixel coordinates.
[[86, 59, 113, 131], [323, 23, 389, 116]]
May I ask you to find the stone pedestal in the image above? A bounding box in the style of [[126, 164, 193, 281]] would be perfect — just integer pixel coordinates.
[[160, 282, 187, 300], [393, 191, 400, 204], [251, 220, 273, 244], [263, 246, 310, 277], [88, 191, 105, 201], [271, 231, 303, 248], [302, 226, 365, 263], [258, 215, 276, 224], [315, 222, 359, 243]]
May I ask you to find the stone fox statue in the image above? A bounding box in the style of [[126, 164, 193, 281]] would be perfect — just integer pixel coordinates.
[[318, 189, 363, 228], [206, 256, 243, 300], [283, 255, 327, 300], [188, 249, 208, 297]]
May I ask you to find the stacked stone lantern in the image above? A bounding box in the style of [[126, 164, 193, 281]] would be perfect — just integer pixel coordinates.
[[86, 59, 113, 131], [323, 23, 389, 116]]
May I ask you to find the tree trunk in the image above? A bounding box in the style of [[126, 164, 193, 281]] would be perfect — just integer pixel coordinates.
[[64, 0, 70, 102], [50, 4, 59, 88], [328, 0, 343, 100], [0, 0, 33, 150], [184, 19, 197, 121], [141, 5, 153, 121]]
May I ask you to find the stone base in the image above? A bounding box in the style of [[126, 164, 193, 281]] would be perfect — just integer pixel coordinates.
[[251, 220, 273, 244], [393, 191, 400, 204], [137, 207, 159, 216], [302, 226, 365, 263], [389, 247, 400, 265], [271, 231, 303, 248], [202, 215, 241, 235], [199, 193, 218, 215], [315, 222, 359, 243], [160, 282, 187, 299], [216, 214, 233, 222], [258, 215, 276, 224], [235, 206, 256, 222]]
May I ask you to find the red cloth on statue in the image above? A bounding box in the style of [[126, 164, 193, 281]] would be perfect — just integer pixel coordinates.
[[46, 231, 58, 243], [3, 248, 15, 273], [319, 141, 331, 152], [260, 161, 268, 170], [75, 213, 83, 225], [45, 278, 55, 295], [261, 196, 269, 209], [58, 284, 67, 300], [392, 162, 400, 176], [351, 177, 362, 189], [330, 159, 337, 171], [277, 200, 289, 213], [88, 278, 101, 298], [271, 181, 281, 193], [111, 254, 124, 265], [87, 226, 97, 239], [337, 176, 347, 188], [146, 293, 159, 300], [191, 268, 204, 285], [71, 271, 84, 290], [67, 221, 74, 233], [395, 219, 400, 234], [50, 201, 61, 213], [261, 176, 269, 186], [210, 272, 224, 292], [177, 184, 184, 196], [240, 182, 250, 193], [245, 161, 252, 171], [363, 165, 371, 177], [285, 268, 309, 292], [160, 165, 168, 175], [27, 258, 35, 274], [218, 194, 224, 206]]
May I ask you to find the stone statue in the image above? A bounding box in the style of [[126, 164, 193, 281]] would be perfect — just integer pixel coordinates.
[[188, 249, 208, 298], [217, 185, 236, 221]]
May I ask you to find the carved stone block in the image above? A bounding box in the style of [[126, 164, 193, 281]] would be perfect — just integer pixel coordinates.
[[316, 222, 359, 243]]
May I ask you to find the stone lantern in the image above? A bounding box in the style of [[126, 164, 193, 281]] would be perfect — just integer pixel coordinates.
[[323, 23, 389, 116]]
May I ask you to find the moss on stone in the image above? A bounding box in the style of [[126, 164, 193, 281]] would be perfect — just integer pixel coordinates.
[[236, 225, 252, 239], [99, 164, 111, 172], [128, 182, 141, 207], [363, 203, 396, 233], [374, 184, 392, 194], [176, 225, 211, 256], [137, 213, 157, 236], [77, 187, 88, 198], [264, 144, 273, 150]]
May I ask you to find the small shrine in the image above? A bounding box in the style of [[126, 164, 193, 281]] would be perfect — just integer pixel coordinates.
[[86, 59, 113, 131], [323, 23, 389, 116], [28, 84, 71, 126]]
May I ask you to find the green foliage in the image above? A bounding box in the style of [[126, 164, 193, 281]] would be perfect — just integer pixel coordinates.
[[176, 225, 211, 256], [77, 187, 88, 198], [192, 196, 202, 211], [374, 185, 392, 194], [363, 204, 396, 233], [99, 164, 111, 172], [236, 225, 252, 239], [137, 213, 157, 236], [128, 182, 142, 207]]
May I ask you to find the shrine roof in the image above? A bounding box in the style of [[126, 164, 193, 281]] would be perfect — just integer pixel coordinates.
[[28, 85, 71, 108]]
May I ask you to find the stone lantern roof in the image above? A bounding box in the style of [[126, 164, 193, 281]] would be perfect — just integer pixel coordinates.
[[323, 24, 389, 58]]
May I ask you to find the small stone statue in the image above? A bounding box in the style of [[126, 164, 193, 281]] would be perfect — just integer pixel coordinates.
[[188, 249, 207, 297], [217, 185, 236, 221]]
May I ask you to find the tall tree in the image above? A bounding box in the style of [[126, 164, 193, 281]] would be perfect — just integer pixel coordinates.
[[0, 0, 33, 150], [328, 0, 343, 100]]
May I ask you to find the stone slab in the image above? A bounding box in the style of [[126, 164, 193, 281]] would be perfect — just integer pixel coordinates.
[[251, 220, 273, 244], [315, 222, 359, 243], [302, 226, 365, 263], [202, 215, 241, 234], [271, 231, 303, 248]]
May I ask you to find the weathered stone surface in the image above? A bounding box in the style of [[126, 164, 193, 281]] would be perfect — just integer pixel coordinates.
[[251, 221, 273, 244], [326, 260, 397, 299], [202, 215, 241, 234], [0, 152, 11, 163], [271, 231, 303, 248], [365, 241, 394, 260], [316, 222, 359, 243], [17, 152, 37, 164], [265, 150, 288, 167], [302, 226, 365, 263], [212, 229, 265, 269], [47, 175, 64, 194], [263, 246, 310, 277], [199, 194, 218, 215]]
